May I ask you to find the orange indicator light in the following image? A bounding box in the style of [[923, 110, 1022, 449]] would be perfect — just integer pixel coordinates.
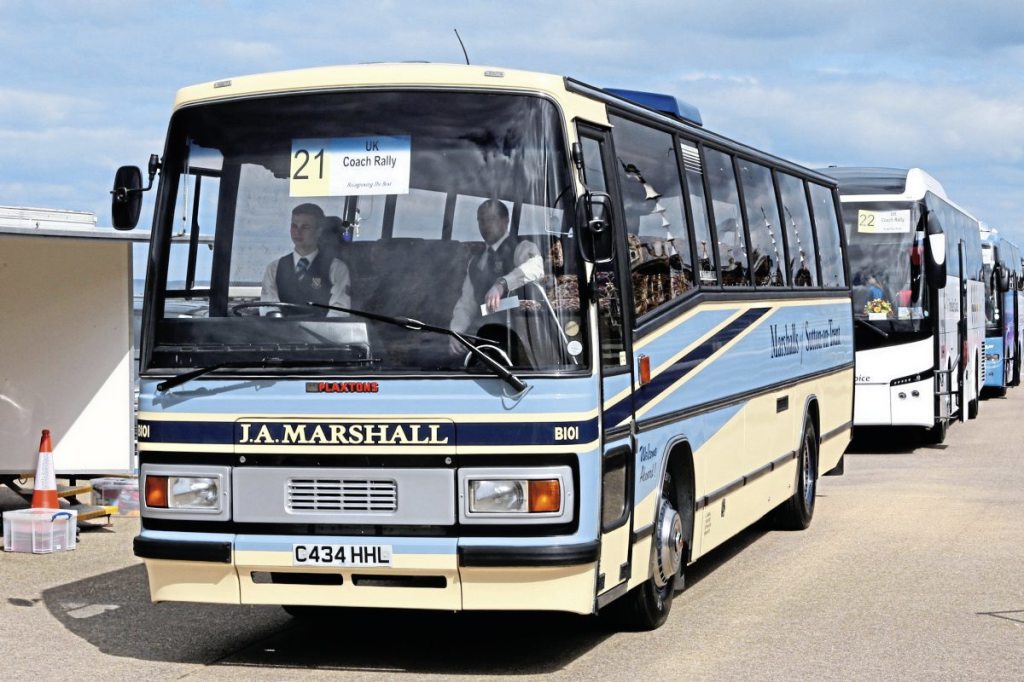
[[638, 354, 651, 386], [529, 479, 561, 513], [145, 475, 169, 508]]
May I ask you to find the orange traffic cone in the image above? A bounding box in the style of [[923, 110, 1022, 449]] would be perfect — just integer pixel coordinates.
[[31, 429, 59, 509]]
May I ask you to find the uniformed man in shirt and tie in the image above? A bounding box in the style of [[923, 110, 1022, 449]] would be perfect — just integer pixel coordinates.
[[448, 198, 543, 354], [260, 202, 351, 316]]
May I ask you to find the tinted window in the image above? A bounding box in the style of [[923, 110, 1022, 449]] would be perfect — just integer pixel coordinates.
[[841, 200, 924, 319], [705, 149, 749, 286], [738, 160, 786, 287], [150, 90, 584, 374], [580, 132, 625, 368], [825, 167, 908, 195], [809, 183, 846, 287], [680, 140, 718, 286], [610, 115, 694, 316], [580, 136, 607, 191], [777, 173, 818, 286]]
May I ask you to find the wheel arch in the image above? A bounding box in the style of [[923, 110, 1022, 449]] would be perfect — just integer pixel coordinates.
[[659, 436, 696, 564], [801, 394, 822, 475]]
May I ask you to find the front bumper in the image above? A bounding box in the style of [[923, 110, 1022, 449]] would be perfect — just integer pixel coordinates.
[[854, 376, 934, 427], [135, 531, 599, 614]]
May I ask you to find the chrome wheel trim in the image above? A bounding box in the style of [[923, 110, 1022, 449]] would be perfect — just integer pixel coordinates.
[[801, 430, 815, 508], [652, 499, 684, 588]]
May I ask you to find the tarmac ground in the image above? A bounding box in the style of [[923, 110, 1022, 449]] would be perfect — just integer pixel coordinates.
[[2, 389, 1023, 680]]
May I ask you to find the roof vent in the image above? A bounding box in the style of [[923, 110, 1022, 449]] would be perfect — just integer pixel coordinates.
[[604, 88, 702, 126]]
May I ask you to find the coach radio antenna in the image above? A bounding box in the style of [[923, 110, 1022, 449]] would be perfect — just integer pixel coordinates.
[[454, 29, 471, 65]]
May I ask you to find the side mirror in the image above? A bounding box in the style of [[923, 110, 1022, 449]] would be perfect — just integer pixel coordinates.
[[111, 154, 161, 230], [925, 212, 947, 290], [111, 165, 143, 230], [575, 192, 616, 264], [997, 265, 1011, 293]]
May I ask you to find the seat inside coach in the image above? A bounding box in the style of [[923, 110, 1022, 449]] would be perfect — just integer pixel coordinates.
[[314, 210, 579, 368]]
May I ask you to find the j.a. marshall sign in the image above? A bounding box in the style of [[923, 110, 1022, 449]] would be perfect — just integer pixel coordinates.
[[237, 421, 452, 446]]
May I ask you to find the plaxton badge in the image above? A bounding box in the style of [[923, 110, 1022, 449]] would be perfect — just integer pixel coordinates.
[[307, 381, 379, 393], [237, 421, 452, 446]]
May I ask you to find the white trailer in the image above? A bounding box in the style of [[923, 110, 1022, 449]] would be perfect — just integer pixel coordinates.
[[0, 206, 138, 476]]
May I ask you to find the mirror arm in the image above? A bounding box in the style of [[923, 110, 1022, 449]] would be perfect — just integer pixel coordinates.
[[111, 154, 162, 204]]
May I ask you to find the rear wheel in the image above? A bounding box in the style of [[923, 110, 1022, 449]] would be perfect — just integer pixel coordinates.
[[776, 415, 817, 530]]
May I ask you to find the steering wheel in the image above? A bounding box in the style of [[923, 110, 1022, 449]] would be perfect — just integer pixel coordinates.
[[230, 301, 318, 319], [463, 343, 514, 370]]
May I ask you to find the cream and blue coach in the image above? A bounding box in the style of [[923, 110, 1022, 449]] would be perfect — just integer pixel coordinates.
[[114, 63, 853, 630]]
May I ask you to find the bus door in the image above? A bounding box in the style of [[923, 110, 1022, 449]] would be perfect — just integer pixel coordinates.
[[578, 124, 637, 601], [1006, 264, 1019, 385], [1013, 272, 1021, 385], [957, 240, 968, 421]]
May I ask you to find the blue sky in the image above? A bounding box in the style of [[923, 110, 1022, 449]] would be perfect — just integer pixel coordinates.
[[2, 1, 1023, 248]]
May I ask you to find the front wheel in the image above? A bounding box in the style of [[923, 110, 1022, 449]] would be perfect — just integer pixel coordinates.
[[605, 490, 685, 631], [925, 417, 948, 444], [776, 416, 817, 530]]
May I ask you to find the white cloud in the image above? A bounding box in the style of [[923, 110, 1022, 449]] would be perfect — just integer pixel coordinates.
[[0, 1, 1021, 233], [677, 72, 760, 86], [676, 78, 1024, 164], [213, 39, 284, 65], [0, 89, 93, 126]]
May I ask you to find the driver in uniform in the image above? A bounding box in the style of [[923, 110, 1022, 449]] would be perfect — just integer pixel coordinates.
[[260, 202, 350, 317]]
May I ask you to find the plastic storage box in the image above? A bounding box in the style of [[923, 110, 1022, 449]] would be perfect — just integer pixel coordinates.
[[90, 477, 139, 515], [3, 508, 78, 553]]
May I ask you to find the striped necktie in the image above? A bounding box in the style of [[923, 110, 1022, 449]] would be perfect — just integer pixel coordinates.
[[296, 256, 310, 280]]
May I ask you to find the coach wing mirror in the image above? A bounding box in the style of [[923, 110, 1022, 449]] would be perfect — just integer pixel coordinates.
[[925, 213, 947, 289], [111, 154, 161, 230], [576, 192, 615, 264], [997, 265, 1011, 292]]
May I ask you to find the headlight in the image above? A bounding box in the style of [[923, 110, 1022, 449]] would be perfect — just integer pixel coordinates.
[[170, 476, 220, 508], [146, 475, 220, 509], [141, 464, 230, 520], [459, 466, 573, 524], [469, 480, 526, 512], [469, 479, 561, 513]]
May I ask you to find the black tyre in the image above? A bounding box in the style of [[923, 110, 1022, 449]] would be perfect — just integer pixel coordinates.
[[925, 417, 947, 444], [282, 604, 344, 620], [605, 479, 685, 631], [776, 416, 817, 530]]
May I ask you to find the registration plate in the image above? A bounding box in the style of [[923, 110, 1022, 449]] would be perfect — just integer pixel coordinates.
[[292, 543, 393, 567]]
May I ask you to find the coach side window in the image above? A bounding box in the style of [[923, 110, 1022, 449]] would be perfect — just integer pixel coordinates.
[[580, 133, 627, 369], [609, 115, 694, 317], [808, 183, 847, 287], [679, 140, 718, 286], [704, 149, 749, 286], [738, 160, 786, 287], [939, 206, 960, 278], [777, 173, 818, 286]]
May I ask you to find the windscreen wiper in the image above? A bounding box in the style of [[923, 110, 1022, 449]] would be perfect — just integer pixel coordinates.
[[156, 357, 374, 392], [309, 302, 528, 393]]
